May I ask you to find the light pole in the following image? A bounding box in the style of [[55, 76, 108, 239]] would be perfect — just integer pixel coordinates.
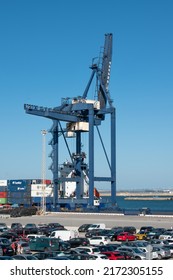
[[41, 129, 47, 214]]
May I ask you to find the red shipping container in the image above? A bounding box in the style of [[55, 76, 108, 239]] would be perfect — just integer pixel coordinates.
[[0, 191, 7, 198]]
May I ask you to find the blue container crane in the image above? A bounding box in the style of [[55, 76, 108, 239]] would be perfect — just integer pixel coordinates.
[[24, 33, 116, 210]]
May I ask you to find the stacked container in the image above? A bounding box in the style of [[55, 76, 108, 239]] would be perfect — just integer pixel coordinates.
[[0, 180, 8, 204], [31, 183, 53, 205], [7, 179, 31, 206]]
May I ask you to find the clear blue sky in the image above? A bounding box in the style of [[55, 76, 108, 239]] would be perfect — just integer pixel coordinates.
[[0, 0, 173, 191]]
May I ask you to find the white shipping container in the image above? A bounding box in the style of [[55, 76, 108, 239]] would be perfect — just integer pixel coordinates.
[[31, 184, 53, 191], [31, 190, 53, 197], [0, 180, 7, 186]]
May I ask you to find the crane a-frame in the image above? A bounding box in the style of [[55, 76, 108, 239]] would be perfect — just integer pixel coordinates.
[[24, 33, 116, 210]]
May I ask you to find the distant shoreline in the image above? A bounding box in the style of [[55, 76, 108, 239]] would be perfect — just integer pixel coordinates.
[[100, 191, 173, 197]]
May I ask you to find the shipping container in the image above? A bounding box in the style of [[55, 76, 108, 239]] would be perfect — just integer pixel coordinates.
[[0, 198, 8, 204], [7, 184, 31, 192], [32, 197, 53, 204], [31, 190, 53, 197], [0, 180, 7, 186], [31, 184, 53, 191], [0, 186, 7, 192], [7, 191, 31, 199], [0, 192, 7, 198], [7, 197, 31, 205], [31, 179, 51, 184]]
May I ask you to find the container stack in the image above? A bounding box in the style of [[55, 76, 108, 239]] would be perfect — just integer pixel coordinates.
[[7, 179, 32, 207], [0, 180, 8, 205]]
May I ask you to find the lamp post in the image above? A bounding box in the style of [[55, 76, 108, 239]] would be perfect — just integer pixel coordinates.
[[41, 129, 47, 214]]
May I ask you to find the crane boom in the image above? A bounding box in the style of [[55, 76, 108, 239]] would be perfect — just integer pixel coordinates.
[[98, 33, 113, 108]]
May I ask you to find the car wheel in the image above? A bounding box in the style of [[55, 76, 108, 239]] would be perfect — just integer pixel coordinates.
[[100, 242, 104, 245], [158, 254, 162, 260], [135, 256, 141, 260]]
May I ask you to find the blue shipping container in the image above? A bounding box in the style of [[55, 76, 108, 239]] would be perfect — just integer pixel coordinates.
[[7, 197, 31, 205], [32, 197, 53, 204], [7, 192, 31, 199], [0, 186, 7, 192]]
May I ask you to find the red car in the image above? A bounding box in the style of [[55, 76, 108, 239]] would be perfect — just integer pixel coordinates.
[[116, 231, 136, 242], [102, 251, 125, 260]]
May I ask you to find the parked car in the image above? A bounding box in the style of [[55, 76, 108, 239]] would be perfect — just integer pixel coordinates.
[[11, 254, 38, 260], [23, 224, 38, 234], [135, 231, 148, 240], [98, 244, 120, 253], [117, 246, 146, 260], [123, 226, 136, 234], [139, 226, 155, 233], [116, 232, 136, 242], [10, 223, 23, 230], [144, 228, 166, 240], [89, 236, 111, 245], [16, 241, 31, 254], [68, 237, 90, 247], [75, 246, 100, 255], [159, 231, 173, 240], [0, 223, 8, 232], [85, 229, 103, 238], [0, 237, 14, 256], [32, 251, 61, 260], [152, 245, 171, 259], [150, 239, 170, 246], [29, 237, 70, 252], [87, 224, 106, 231], [78, 224, 93, 232], [0, 256, 13, 260], [0, 231, 19, 242], [101, 251, 125, 260]]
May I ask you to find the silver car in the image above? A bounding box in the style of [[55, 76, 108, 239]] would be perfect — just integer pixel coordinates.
[[152, 245, 171, 259], [117, 246, 146, 260]]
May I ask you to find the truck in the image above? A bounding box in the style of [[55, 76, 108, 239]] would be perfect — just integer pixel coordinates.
[[49, 229, 78, 241]]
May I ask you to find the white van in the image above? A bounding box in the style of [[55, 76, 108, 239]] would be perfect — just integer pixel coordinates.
[[87, 223, 106, 231], [49, 230, 78, 241]]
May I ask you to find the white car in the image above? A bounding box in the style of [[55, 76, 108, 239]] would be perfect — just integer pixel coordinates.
[[89, 236, 111, 245], [75, 246, 100, 255], [159, 232, 173, 240], [92, 254, 109, 260]]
